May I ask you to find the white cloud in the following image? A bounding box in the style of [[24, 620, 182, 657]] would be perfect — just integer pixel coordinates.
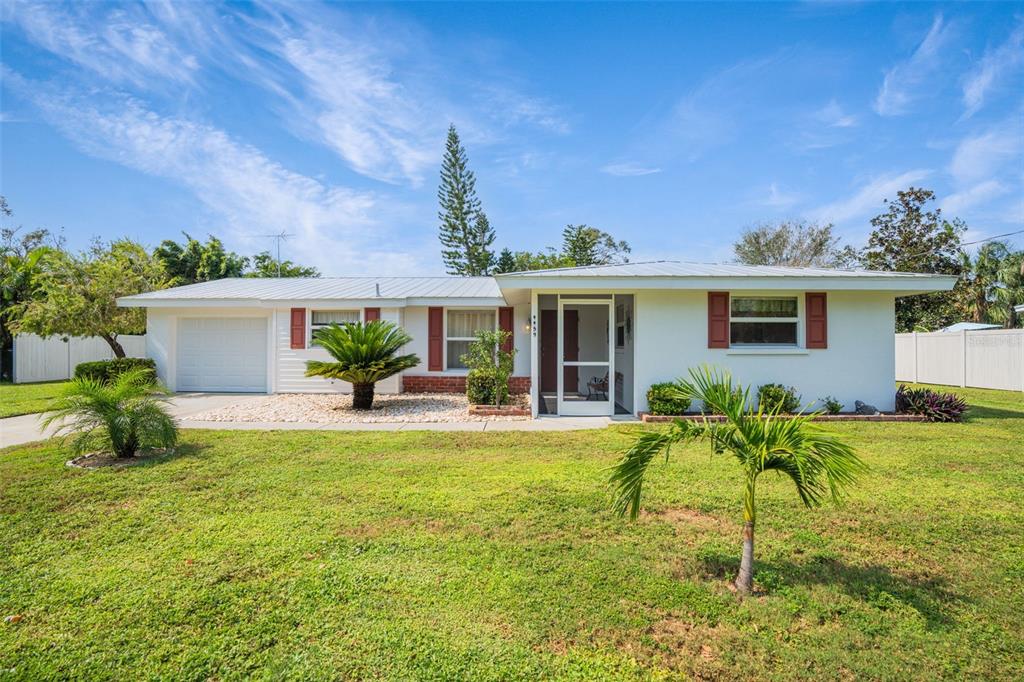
[[940, 180, 1009, 215], [962, 21, 1024, 118], [759, 182, 801, 209], [809, 169, 932, 223], [601, 162, 662, 177], [4, 69, 428, 275], [1, 1, 199, 86], [874, 15, 956, 116], [814, 99, 858, 128], [948, 126, 1022, 185]]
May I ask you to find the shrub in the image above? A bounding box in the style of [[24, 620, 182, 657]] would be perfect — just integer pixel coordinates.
[[74, 357, 156, 384], [467, 369, 508, 406], [895, 385, 967, 422], [820, 396, 843, 415], [757, 383, 801, 414], [646, 382, 691, 415], [42, 368, 177, 459], [461, 330, 515, 407]]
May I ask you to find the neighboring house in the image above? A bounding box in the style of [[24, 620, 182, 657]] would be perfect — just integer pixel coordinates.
[[939, 322, 1001, 333], [118, 261, 955, 416]]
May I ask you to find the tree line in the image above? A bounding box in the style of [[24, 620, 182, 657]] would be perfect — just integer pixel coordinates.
[[730, 187, 1023, 332], [0, 200, 320, 374]]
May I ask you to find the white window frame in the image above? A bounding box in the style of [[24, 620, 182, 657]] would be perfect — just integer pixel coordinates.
[[445, 307, 498, 371], [728, 296, 800, 347], [309, 309, 361, 346]]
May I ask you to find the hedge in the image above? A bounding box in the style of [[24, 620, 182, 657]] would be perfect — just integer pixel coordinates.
[[74, 358, 157, 384]]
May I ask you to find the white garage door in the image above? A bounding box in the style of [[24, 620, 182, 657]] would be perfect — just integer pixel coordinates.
[[177, 318, 267, 392]]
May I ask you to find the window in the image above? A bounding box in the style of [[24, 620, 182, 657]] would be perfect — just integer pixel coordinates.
[[446, 309, 495, 369], [310, 310, 360, 345], [729, 297, 798, 345]]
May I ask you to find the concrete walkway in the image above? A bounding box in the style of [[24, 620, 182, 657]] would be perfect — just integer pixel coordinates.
[[1, 393, 629, 449]]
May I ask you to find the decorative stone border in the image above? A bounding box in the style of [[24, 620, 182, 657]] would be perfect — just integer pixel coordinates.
[[640, 413, 928, 423], [468, 404, 531, 417]]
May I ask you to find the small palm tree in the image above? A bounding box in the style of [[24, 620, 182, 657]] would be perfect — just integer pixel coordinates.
[[305, 320, 420, 410], [42, 369, 178, 459], [609, 366, 865, 596]]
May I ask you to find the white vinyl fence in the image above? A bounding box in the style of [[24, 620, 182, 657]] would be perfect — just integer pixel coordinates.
[[895, 329, 1024, 392], [12, 333, 146, 384]]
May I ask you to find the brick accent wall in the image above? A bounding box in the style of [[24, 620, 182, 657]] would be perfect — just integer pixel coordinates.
[[403, 375, 531, 394]]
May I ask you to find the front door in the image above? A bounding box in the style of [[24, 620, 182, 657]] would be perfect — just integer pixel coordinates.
[[557, 299, 614, 416]]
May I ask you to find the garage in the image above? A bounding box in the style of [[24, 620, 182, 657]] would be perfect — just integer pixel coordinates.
[[176, 317, 268, 392]]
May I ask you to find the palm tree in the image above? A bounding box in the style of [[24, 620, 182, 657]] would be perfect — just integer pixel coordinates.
[[42, 368, 178, 459], [955, 241, 1010, 323], [305, 320, 420, 410], [609, 366, 865, 596]]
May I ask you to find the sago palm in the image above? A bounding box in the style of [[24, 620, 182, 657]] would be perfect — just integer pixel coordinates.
[[305, 320, 420, 410], [609, 366, 865, 595], [42, 368, 178, 459]]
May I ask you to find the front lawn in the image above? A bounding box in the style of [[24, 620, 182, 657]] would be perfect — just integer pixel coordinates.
[[0, 381, 68, 418], [1, 386, 1022, 679]]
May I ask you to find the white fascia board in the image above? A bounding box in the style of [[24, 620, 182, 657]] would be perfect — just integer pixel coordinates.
[[117, 296, 509, 309], [495, 275, 957, 294]]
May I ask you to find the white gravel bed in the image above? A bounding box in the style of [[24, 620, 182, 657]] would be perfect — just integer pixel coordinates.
[[188, 392, 530, 423]]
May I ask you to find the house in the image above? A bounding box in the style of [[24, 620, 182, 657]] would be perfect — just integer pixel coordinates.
[[117, 261, 956, 416], [939, 322, 1001, 333]]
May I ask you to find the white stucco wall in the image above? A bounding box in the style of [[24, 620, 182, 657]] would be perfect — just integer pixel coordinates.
[[632, 290, 897, 413], [145, 307, 273, 393]]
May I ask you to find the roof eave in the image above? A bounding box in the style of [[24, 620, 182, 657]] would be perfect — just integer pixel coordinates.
[[494, 275, 957, 293]]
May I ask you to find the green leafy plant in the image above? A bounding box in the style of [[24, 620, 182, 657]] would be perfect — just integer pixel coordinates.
[[757, 383, 801, 413], [461, 329, 515, 407], [305, 321, 420, 410], [896, 385, 967, 422], [42, 368, 177, 459], [646, 382, 691, 415], [74, 358, 157, 384], [820, 395, 843, 415], [609, 366, 865, 596]]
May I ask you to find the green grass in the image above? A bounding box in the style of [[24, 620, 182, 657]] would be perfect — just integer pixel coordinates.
[[0, 381, 68, 418], [1, 386, 1023, 680]]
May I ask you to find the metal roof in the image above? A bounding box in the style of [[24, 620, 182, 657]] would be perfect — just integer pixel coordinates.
[[119, 277, 503, 307], [494, 260, 950, 279]]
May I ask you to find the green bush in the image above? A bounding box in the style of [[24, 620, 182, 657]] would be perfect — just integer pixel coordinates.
[[74, 358, 157, 384], [646, 382, 691, 415], [757, 383, 801, 413], [466, 369, 509, 406], [820, 395, 843, 415]]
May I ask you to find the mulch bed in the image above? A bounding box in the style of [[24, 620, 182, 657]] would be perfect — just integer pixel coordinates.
[[640, 413, 928, 423]]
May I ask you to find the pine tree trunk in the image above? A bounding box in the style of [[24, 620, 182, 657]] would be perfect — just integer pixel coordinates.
[[735, 521, 755, 596], [352, 383, 375, 410]]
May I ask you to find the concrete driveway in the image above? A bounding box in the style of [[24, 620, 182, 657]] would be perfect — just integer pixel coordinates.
[[0, 393, 265, 450]]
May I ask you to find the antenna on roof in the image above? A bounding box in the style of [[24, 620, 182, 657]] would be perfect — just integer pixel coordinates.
[[255, 231, 295, 277]]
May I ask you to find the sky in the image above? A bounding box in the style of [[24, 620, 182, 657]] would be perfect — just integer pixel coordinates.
[[1, 1, 1022, 276]]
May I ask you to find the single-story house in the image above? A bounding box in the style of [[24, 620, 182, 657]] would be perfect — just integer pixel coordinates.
[[118, 261, 956, 417]]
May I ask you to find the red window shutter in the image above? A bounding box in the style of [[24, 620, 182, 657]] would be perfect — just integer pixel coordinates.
[[498, 306, 514, 353], [428, 307, 443, 371], [364, 307, 381, 322], [806, 292, 827, 349], [708, 292, 729, 348], [290, 308, 306, 349]]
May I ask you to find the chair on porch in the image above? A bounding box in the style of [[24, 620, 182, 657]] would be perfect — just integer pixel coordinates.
[[586, 372, 609, 401]]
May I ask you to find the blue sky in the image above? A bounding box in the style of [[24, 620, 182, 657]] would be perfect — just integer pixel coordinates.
[[1, 1, 1022, 275]]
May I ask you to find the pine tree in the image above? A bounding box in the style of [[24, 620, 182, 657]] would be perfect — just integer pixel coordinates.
[[494, 248, 517, 273], [438, 124, 493, 275]]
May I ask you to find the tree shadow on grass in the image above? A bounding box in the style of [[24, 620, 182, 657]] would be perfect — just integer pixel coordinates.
[[698, 550, 965, 631], [965, 405, 1024, 420], [71, 443, 211, 469]]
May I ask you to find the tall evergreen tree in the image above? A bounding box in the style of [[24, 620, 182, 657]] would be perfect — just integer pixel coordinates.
[[494, 248, 517, 274], [561, 224, 631, 266], [862, 187, 964, 331], [437, 125, 493, 275]]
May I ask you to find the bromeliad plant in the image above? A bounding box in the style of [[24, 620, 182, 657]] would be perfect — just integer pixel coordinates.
[[305, 320, 420, 410], [42, 368, 178, 459], [609, 366, 866, 596]]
